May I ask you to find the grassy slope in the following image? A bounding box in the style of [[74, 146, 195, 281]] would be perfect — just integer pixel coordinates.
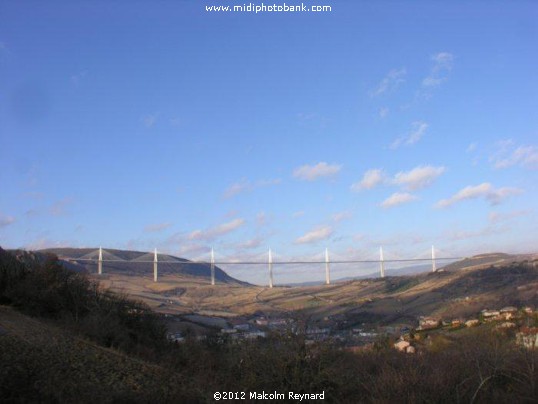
[[0, 306, 192, 403]]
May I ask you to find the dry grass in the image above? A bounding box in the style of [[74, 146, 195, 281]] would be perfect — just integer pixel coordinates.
[[0, 306, 194, 403], [93, 258, 538, 327]]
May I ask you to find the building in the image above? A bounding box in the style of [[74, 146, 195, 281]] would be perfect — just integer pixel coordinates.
[[465, 319, 480, 327], [394, 340, 411, 352], [481, 309, 500, 319], [419, 317, 440, 330]]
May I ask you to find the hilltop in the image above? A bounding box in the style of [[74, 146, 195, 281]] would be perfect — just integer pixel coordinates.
[[38, 247, 245, 284]]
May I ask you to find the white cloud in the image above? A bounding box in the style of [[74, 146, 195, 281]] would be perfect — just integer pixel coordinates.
[[370, 68, 406, 97], [223, 180, 251, 199], [392, 165, 446, 191], [421, 52, 454, 89], [407, 122, 428, 144], [223, 178, 281, 199], [256, 178, 281, 187], [351, 169, 386, 191], [295, 226, 333, 244], [188, 218, 245, 241], [256, 211, 267, 226], [446, 225, 505, 242], [0, 215, 15, 228], [390, 121, 428, 149], [293, 162, 342, 181], [379, 107, 389, 119], [422, 77, 444, 87], [432, 52, 454, 71], [141, 113, 159, 128], [490, 141, 538, 169], [332, 211, 352, 223], [466, 142, 477, 153], [236, 237, 264, 250], [292, 211, 305, 218], [49, 198, 74, 216], [436, 183, 522, 208], [352, 165, 444, 192], [176, 243, 211, 258], [144, 222, 172, 233], [380, 192, 418, 208], [488, 209, 530, 224]]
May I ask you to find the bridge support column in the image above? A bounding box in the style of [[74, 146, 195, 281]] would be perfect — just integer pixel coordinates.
[[268, 249, 274, 288], [98, 247, 103, 275], [154, 248, 158, 282], [210, 248, 215, 286], [379, 247, 385, 278], [325, 248, 331, 285]]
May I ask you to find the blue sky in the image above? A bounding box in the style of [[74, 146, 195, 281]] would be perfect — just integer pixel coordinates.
[[1, 1, 537, 283]]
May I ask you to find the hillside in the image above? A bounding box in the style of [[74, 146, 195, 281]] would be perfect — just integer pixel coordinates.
[[0, 306, 192, 403], [441, 252, 536, 272], [38, 247, 245, 284], [1, 246, 537, 403], [5, 248, 538, 328], [99, 253, 538, 327]]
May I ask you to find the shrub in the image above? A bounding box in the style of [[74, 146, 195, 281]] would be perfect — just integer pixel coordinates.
[[0, 249, 167, 357]]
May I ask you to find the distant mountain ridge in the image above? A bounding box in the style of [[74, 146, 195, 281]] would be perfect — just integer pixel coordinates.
[[38, 247, 246, 285], [285, 263, 447, 287], [284, 252, 538, 287]]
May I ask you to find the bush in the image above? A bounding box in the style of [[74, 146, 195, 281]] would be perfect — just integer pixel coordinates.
[[0, 248, 28, 303], [0, 248, 167, 357]]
